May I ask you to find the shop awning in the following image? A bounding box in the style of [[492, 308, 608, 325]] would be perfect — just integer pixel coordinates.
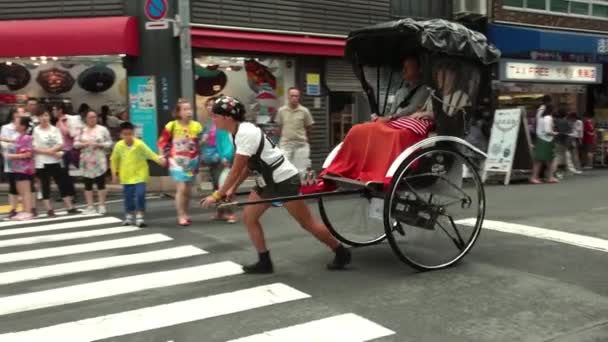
[[0, 16, 139, 58], [191, 28, 346, 57], [488, 24, 608, 56]]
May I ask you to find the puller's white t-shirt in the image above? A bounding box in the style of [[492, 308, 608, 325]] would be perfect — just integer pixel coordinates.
[[233, 122, 298, 183]]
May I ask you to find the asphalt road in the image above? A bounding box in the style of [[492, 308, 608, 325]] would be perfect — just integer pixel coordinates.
[[0, 170, 606, 342]]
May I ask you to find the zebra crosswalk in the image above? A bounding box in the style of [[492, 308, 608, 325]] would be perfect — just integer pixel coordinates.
[[0, 213, 395, 341]]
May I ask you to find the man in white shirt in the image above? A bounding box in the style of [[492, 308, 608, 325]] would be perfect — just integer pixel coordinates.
[[276, 88, 314, 175]]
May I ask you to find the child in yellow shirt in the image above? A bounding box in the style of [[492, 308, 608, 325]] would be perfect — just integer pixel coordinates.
[[111, 122, 166, 227]]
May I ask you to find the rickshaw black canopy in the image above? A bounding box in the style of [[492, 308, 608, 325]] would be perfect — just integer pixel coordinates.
[[345, 18, 501, 67]]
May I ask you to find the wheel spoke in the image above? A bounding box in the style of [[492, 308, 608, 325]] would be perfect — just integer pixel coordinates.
[[436, 220, 464, 250]]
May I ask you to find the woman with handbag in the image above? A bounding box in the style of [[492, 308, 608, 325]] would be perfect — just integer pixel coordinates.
[[75, 110, 113, 214]]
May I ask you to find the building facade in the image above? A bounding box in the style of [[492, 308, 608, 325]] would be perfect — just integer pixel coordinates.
[[488, 0, 608, 130]]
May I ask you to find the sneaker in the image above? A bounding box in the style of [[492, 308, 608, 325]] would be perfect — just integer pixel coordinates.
[[123, 214, 134, 226], [37, 191, 43, 200], [327, 245, 352, 270], [13, 212, 33, 221], [135, 214, 146, 228], [46, 209, 56, 218], [82, 207, 97, 215], [98, 206, 107, 215], [67, 208, 82, 215]]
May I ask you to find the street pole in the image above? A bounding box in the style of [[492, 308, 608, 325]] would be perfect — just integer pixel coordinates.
[[177, 0, 195, 118]]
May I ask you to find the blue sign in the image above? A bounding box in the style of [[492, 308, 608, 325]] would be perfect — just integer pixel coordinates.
[[128, 76, 159, 152], [145, 0, 168, 21]]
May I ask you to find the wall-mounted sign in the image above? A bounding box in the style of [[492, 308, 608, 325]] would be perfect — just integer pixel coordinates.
[[598, 38, 608, 55], [499, 59, 603, 84], [306, 73, 320, 96], [128, 76, 159, 152], [145, 0, 168, 21]]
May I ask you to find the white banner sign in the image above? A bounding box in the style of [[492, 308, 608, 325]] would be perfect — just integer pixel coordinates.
[[500, 60, 602, 84], [485, 108, 522, 174]]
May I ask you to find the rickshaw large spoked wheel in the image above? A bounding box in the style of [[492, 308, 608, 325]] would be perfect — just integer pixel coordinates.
[[383, 146, 485, 271], [318, 190, 387, 247]]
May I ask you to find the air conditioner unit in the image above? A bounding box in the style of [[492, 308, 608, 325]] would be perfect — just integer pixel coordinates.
[[454, 0, 487, 19]]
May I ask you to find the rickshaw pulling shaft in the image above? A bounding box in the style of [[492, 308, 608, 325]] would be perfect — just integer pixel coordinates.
[[217, 188, 365, 209]]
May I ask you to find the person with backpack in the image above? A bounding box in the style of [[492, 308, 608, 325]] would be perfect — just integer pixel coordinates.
[[158, 98, 204, 227], [200, 96, 351, 274]]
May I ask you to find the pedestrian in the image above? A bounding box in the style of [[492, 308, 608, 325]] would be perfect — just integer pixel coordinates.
[[277, 87, 314, 175], [111, 122, 166, 227], [75, 110, 113, 214], [581, 112, 596, 169], [554, 108, 579, 175], [530, 104, 559, 184], [568, 112, 583, 172], [200, 97, 237, 223], [54, 103, 82, 192], [6, 116, 35, 221], [158, 98, 204, 227], [201, 96, 351, 274], [32, 107, 80, 216]]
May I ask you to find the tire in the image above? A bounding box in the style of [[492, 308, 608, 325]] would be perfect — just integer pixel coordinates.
[[383, 146, 485, 270], [318, 192, 387, 247]]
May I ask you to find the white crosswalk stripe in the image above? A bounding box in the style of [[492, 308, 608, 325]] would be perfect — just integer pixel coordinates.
[[228, 313, 396, 341], [0, 246, 207, 285], [0, 217, 121, 237], [0, 214, 394, 341]]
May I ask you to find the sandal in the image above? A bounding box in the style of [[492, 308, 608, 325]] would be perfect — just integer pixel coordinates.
[[529, 178, 543, 184], [547, 178, 560, 184], [225, 214, 238, 224], [178, 218, 191, 227]]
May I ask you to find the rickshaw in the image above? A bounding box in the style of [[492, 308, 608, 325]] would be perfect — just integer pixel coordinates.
[[222, 18, 501, 271]]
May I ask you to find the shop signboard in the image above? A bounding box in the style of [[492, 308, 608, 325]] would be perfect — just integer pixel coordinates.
[[482, 107, 527, 185], [128, 76, 159, 152], [598, 38, 608, 55], [306, 73, 321, 96], [500, 59, 603, 84]]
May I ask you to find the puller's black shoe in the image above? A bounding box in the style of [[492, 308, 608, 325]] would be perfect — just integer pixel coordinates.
[[327, 245, 351, 270], [243, 251, 274, 274]]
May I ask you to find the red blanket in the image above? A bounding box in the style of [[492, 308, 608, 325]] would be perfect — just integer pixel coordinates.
[[320, 121, 429, 186]]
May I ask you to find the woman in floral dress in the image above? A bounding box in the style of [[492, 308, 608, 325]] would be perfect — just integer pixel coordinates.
[[75, 110, 113, 214], [158, 99, 203, 226]]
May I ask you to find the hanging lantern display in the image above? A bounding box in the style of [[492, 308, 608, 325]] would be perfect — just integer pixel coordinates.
[[36, 67, 75, 94], [194, 64, 227, 97], [1, 63, 31, 91], [78, 65, 116, 93]]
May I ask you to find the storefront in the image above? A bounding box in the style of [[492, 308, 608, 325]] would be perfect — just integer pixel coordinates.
[[190, 27, 346, 167], [488, 23, 608, 117], [495, 59, 602, 118], [0, 17, 139, 124]]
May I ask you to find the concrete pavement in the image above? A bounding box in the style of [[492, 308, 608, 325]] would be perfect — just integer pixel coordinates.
[[0, 170, 606, 341]]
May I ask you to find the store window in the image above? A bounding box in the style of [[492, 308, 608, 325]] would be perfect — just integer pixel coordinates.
[[593, 3, 608, 17], [505, 0, 608, 19], [550, 0, 569, 12], [570, 1, 590, 14], [193, 55, 295, 125], [504, 0, 524, 7], [527, 0, 547, 9]]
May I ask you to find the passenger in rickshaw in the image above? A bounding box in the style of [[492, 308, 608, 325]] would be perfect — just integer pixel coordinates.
[[315, 59, 470, 190]]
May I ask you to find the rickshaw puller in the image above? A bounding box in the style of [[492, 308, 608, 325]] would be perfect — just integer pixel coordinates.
[[201, 96, 351, 274]]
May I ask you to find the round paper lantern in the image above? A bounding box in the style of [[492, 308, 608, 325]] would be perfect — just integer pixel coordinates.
[[194, 65, 227, 97], [78, 66, 116, 93], [0, 63, 31, 91], [36, 68, 75, 94]]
